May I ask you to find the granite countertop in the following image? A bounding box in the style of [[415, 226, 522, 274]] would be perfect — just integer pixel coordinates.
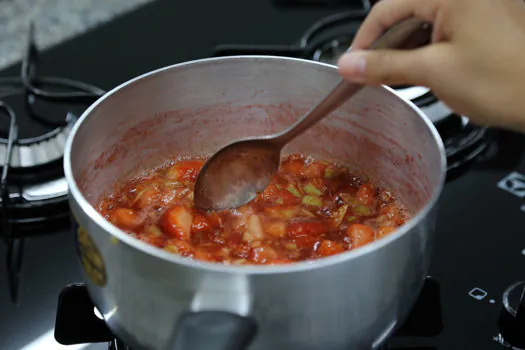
[[0, 0, 154, 70]]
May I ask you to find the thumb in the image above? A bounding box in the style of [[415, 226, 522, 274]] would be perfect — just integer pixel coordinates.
[[338, 47, 438, 87]]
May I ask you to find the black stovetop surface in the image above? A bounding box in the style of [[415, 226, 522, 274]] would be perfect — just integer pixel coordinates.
[[1, 0, 525, 349]]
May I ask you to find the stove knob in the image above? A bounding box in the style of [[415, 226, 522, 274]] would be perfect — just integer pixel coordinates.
[[497, 281, 525, 348]]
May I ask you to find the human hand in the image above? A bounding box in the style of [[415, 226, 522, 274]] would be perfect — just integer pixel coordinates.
[[338, 0, 525, 132]]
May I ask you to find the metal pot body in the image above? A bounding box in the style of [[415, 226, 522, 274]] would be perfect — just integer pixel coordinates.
[[64, 56, 446, 350]]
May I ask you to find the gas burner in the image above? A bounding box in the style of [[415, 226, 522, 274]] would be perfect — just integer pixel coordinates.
[[435, 116, 490, 180], [213, 13, 492, 175], [213, 11, 452, 123], [54, 277, 442, 349], [0, 89, 77, 169], [0, 23, 105, 304], [301, 13, 452, 123]]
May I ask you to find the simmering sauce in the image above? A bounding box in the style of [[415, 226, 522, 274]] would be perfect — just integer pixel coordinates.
[[97, 154, 409, 265]]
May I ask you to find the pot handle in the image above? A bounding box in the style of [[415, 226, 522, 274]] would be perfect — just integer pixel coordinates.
[[169, 311, 257, 350]]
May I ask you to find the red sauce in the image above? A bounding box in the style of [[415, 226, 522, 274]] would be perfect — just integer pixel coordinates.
[[97, 154, 409, 265]]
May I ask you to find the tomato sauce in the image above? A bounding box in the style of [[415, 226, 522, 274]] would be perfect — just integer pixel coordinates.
[[97, 154, 409, 265]]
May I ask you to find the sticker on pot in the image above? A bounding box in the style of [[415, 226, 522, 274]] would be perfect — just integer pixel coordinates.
[[76, 226, 107, 287]]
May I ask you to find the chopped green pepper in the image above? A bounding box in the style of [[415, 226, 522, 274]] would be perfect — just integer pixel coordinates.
[[324, 168, 334, 179], [354, 205, 373, 216], [303, 183, 322, 196], [302, 195, 323, 207], [287, 184, 302, 198]]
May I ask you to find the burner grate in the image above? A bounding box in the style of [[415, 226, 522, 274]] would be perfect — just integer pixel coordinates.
[[0, 23, 106, 304], [212, 12, 492, 178]]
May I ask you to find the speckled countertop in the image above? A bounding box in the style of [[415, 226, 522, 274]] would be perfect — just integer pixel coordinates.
[[0, 0, 154, 70]]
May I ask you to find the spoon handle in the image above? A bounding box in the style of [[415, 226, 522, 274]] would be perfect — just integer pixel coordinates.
[[273, 18, 432, 146]]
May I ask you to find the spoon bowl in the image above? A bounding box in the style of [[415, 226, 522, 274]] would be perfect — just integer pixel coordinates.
[[194, 138, 280, 211]]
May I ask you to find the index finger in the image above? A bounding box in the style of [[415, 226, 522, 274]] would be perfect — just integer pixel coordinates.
[[352, 0, 440, 50]]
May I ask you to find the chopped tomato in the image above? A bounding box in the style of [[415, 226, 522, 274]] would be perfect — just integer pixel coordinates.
[[164, 239, 194, 257], [287, 220, 326, 238], [97, 154, 409, 265], [206, 212, 223, 228], [347, 224, 375, 249], [303, 162, 327, 178], [250, 246, 278, 264], [293, 235, 318, 249], [139, 234, 165, 247], [265, 220, 286, 238], [377, 226, 397, 238], [134, 185, 160, 209], [192, 213, 210, 233], [162, 205, 193, 240], [165, 160, 203, 181], [357, 183, 376, 205], [281, 159, 304, 177], [109, 208, 142, 229], [379, 204, 404, 226], [317, 240, 345, 256]]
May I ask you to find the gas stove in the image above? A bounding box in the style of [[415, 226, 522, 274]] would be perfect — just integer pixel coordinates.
[[0, 0, 525, 349]]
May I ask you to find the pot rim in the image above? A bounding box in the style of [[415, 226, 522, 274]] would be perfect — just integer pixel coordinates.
[[64, 55, 447, 275]]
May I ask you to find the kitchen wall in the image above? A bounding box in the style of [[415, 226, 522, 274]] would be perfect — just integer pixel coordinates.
[[0, 0, 154, 70]]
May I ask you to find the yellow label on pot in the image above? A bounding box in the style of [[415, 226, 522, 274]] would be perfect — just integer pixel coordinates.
[[77, 226, 107, 287]]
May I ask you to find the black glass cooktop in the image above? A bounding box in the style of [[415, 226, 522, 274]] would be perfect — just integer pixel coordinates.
[[1, 1, 525, 349]]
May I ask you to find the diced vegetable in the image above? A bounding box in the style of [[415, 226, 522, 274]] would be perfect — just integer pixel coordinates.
[[265, 220, 286, 238], [303, 162, 326, 178], [192, 213, 210, 232], [347, 224, 375, 249], [331, 204, 348, 227], [339, 193, 361, 206], [287, 184, 302, 198], [147, 225, 163, 236], [302, 195, 322, 207], [353, 205, 373, 216], [281, 159, 304, 176], [318, 240, 345, 256], [139, 234, 164, 247], [244, 214, 264, 242], [287, 221, 326, 238], [110, 208, 142, 229], [377, 226, 397, 238], [284, 242, 298, 250], [357, 183, 376, 205], [164, 240, 194, 257], [303, 183, 322, 196], [162, 205, 193, 240], [250, 246, 278, 264], [165, 160, 203, 181], [98, 153, 408, 265]]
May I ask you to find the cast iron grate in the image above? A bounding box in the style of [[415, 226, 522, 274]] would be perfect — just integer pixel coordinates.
[[0, 23, 106, 304]]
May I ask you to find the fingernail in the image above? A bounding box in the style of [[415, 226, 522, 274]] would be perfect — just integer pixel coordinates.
[[338, 52, 366, 81]]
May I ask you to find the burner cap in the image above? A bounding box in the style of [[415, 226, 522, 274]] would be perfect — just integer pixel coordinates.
[[0, 88, 78, 169]]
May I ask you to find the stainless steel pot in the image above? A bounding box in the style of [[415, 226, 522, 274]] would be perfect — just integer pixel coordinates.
[[64, 56, 446, 350]]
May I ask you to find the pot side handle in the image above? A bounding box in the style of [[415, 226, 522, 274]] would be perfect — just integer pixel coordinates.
[[169, 311, 257, 350]]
